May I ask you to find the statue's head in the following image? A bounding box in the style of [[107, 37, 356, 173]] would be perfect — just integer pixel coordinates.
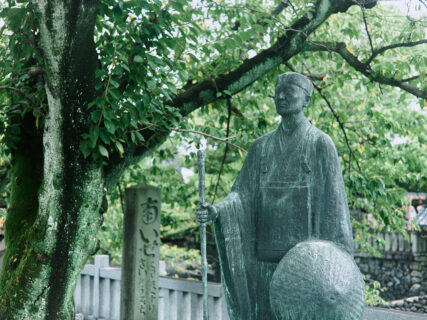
[[274, 72, 313, 116]]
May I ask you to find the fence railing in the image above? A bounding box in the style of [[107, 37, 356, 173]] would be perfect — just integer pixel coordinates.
[[74, 255, 229, 320], [75, 255, 427, 320], [354, 231, 427, 258]]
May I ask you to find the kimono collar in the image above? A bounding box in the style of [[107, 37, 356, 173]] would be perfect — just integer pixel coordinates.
[[279, 114, 309, 136]]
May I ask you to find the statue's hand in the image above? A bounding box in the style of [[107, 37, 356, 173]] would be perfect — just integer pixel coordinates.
[[195, 202, 218, 223]]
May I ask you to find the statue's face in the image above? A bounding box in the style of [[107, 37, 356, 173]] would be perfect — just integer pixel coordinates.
[[274, 82, 310, 116]]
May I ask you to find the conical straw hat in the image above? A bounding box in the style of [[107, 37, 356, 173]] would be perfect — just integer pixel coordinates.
[[270, 240, 365, 320]]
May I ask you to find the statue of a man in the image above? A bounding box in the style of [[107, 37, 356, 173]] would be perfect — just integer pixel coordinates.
[[196, 72, 354, 319]]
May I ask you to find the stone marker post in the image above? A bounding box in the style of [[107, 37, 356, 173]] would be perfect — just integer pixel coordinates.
[[120, 184, 161, 320]]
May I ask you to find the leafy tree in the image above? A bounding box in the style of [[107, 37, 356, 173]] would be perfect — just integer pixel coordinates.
[[0, 0, 425, 318]]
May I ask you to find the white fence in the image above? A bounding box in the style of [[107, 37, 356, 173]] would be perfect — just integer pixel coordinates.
[[354, 231, 427, 258], [74, 255, 229, 320], [74, 256, 427, 320]]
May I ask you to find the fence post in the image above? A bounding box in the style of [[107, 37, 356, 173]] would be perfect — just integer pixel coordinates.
[[93, 255, 109, 318], [385, 232, 391, 251], [120, 184, 161, 320]]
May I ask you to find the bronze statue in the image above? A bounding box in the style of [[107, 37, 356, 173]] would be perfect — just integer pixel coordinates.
[[196, 72, 362, 319]]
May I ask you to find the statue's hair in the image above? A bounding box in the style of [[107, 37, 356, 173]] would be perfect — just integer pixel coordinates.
[[276, 72, 314, 98]]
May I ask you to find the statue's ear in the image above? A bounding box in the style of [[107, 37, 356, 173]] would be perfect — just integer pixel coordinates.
[[304, 94, 311, 108]]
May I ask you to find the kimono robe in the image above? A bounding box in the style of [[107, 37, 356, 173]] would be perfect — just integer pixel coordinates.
[[213, 117, 353, 319]]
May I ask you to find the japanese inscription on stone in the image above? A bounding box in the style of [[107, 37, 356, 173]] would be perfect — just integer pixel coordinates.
[[120, 185, 161, 320]]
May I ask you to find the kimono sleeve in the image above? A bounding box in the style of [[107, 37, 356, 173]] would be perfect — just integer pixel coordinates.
[[214, 136, 262, 219], [311, 133, 354, 255]]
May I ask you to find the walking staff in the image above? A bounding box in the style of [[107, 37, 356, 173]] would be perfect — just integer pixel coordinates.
[[197, 149, 209, 320]]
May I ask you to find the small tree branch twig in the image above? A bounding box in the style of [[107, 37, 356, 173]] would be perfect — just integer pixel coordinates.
[[212, 98, 232, 203], [131, 122, 247, 153], [0, 86, 46, 116], [170, 127, 247, 153], [365, 39, 427, 65], [315, 88, 361, 172], [0, 86, 28, 97], [401, 73, 426, 82], [361, 6, 375, 57], [97, 37, 118, 127]]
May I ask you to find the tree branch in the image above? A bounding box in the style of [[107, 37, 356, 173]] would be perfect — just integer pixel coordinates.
[[205, 0, 289, 18], [271, 0, 291, 16], [0, 86, 28, 98], [27, 67, 44, 78], [316, 88, 361, 172], [0, 86, 45, 115], [401, 73, 427, 82], [284, 63, 326, 81], [169, 0, 356, 117], [104, 0, 360, 188], [305, 41, 427, 99], [212, 98, 232, 203], [361, 6, 375, 56], [365, 39, 427, 65], [169, 127, 246, 153], [230, 105, 246, 119]]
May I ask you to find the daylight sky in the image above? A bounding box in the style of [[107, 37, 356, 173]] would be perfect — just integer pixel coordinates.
[[383, 0, 427, 17]]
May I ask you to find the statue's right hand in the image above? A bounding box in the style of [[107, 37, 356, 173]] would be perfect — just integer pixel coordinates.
[[195, 203, 218, 223]]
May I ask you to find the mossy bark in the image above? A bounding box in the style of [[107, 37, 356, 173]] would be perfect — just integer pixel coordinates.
[[0, 1, 102, 319], [0, 162, 103, 319], [0, 114, 44, 315]]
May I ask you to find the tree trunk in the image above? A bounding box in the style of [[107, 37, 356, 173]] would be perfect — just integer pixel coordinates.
[[0, 1, 101, 318]]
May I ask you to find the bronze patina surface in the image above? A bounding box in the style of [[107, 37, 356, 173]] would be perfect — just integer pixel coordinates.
[[197, 73, 363, 319]]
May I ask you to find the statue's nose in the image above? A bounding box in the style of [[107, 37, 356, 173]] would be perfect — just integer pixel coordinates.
[[277, 93, 286, 99]]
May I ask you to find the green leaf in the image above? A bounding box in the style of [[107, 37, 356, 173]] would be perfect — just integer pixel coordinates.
[[79, 142, 91, 159], [89, 125, 99, 148], [109, 79, 120, 88], [115, 141, 124, 157], [240, 30, 253, 42], [1, 8, 27, 32], [91, 110, 101, 123], [105, 121, 116, 134], [98, 144, 109, 158], [121, 63, 130, 72], [253, 24, 264, 33], [174, 37, 186, 61], [95, 81, 104, 90], [109, 88, 122, 100], [134, 131, 145, 142], [134, 55, 144, 63], [224, 38, 235, 49], [99, 128, 110, 144], [147, 80, 156, 91], [96, 69, 107, 78]]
